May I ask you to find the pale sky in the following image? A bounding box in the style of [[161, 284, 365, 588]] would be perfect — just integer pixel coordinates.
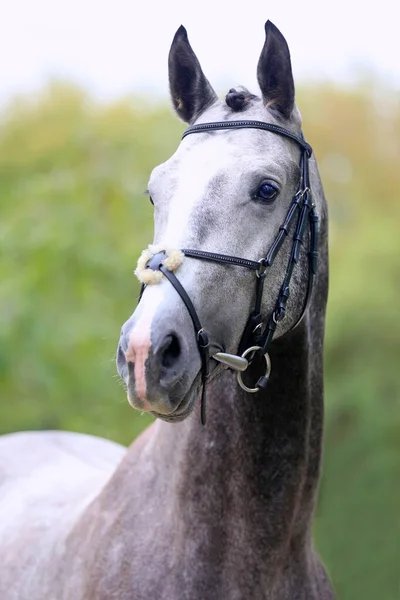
[[1, 0, 399, 103]]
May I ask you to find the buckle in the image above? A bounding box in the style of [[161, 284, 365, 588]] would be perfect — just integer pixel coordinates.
[[256, 258, 267, 278], [295, 186, 310, 203], [197, 328, 209, 348]]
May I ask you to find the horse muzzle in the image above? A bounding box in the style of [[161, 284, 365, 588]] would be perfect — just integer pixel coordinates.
[[117, 287, 202, 418]]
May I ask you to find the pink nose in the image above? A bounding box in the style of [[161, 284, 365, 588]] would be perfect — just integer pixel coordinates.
[[125, 328, 152, 410]]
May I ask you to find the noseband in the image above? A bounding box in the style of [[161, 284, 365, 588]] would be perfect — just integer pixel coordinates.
[[137, 120, 318, 425]]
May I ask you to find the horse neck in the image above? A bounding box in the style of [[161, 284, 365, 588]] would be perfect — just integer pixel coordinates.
[[170, 315, 325, 556], [167, 209, 328, 559]]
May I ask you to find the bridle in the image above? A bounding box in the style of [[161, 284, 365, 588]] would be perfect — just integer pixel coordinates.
[[137, 120, 318, 425]]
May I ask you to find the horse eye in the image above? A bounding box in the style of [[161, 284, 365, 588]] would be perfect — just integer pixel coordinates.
[[144, 189, 154, 205], [256, 183, 278, 203]]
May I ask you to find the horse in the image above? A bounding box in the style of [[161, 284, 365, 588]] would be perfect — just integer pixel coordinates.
[[0, 21, 335, 600]]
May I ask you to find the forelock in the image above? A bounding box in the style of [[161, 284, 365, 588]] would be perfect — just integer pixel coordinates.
[[224, 87, 261, 113]]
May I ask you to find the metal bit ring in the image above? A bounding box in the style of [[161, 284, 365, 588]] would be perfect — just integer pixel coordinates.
[[237, 346, 272, 393]]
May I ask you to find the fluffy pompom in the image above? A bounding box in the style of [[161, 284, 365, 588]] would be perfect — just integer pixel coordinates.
[[163, 249, 184, 272], [135, 248, 152, 274], [148, 243, 166, 255], [137, 269, 163, 285], [134, 245, 184, 285]]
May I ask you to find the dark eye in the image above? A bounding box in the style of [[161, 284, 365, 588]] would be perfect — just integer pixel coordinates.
[[144, 189, 154, 205], [256, 182, 278, 203]]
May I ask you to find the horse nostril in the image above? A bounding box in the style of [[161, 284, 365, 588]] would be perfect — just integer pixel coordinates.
[[117, 344, 126, 365], [116, 343, 129, 380], [161, 334, 181, 369]]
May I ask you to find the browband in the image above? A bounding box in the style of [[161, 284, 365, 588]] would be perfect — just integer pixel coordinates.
[[182, 120, 312, 157]]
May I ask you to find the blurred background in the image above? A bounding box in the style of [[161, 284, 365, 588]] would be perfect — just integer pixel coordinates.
[[0, 1, 399, 599]]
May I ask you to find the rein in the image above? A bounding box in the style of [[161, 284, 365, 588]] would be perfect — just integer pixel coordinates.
[[137, 120, 318, 425]]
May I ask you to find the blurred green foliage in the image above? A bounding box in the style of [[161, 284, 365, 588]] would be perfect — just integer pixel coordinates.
[[0, 81, 399, 599]]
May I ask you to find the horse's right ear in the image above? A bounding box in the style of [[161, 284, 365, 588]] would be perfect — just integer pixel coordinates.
[[168, 26, 217, 124], [257, 21, 295, 119]]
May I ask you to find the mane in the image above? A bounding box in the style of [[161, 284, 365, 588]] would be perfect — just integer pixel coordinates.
[[225, 86, 259, 112]]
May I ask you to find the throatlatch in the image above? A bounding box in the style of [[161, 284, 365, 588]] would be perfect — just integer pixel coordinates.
[[135, 120, 319, 425]]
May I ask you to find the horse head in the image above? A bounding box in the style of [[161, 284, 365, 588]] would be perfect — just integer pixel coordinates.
[[117, 21, 323, 422]]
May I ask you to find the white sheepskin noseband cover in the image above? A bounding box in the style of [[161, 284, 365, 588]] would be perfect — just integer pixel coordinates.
[[134, 244, 184, 285]]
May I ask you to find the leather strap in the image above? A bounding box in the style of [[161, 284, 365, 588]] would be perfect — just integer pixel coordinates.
[[160, 265, 209, 425], [182, 249, 261, 271], [182, 120, 312, 157]]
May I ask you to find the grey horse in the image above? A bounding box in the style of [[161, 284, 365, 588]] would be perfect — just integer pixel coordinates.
[[0, 21, 334, 600]]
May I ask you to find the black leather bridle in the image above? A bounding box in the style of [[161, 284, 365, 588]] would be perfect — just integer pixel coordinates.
[[138, 120, 318, 425]]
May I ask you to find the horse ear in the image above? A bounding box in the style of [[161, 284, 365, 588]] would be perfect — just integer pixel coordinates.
[[257, 21, 295, 119], [168, 25, 217, 124]]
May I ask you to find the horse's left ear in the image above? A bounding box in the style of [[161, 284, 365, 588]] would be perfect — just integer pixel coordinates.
[[168, 25, 217, 124], [257, 21, 295, 119]]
